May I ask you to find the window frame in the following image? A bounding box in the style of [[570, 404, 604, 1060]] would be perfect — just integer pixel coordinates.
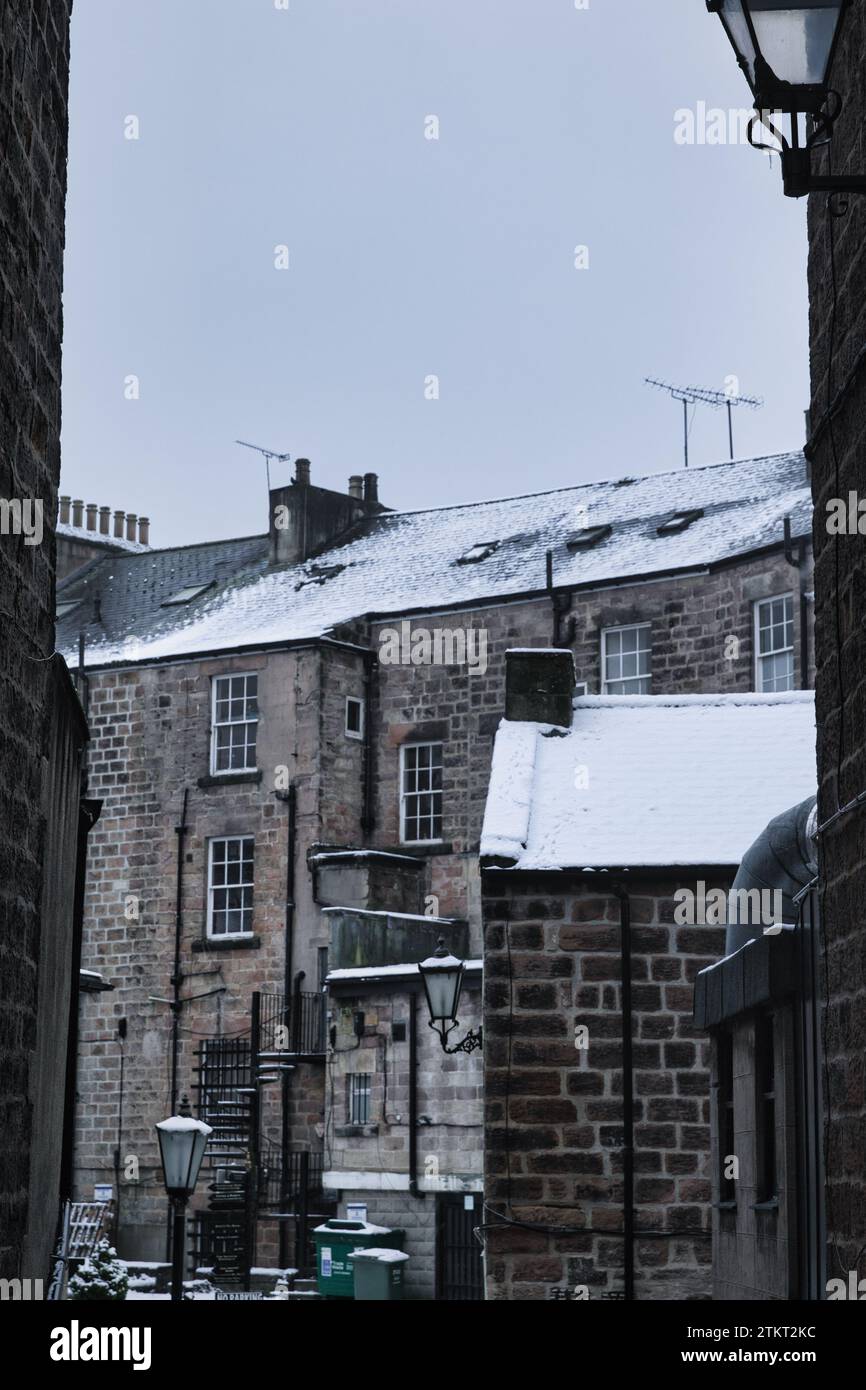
[[210, 672, 259, 775], [206, 835, 255, 940], [601, 622, 652, 696], [753, 594, 795, 693], [399, 741, 444, 845], [345, 695, 365, 741], [348, 1073, 372, 1126]]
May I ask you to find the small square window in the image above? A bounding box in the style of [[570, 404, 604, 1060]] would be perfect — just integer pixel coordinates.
[[345, 696, 365, 740], [602, 624, 651, 696]]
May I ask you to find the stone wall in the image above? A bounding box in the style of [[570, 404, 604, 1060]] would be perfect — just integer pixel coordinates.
[[0, 0, 73, 1279], [805, 0, 866, 1290], [482, 873, 729, 1300]]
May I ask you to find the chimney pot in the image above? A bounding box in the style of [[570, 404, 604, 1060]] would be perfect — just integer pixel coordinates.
[[294, 458, 311, 486], [72, 498, 84, 528], [85, 503, 98, 531], [59, 496, 71, 524], [138, 516, 150, 546], [126, 512, 138, 542], [363, 472, 379, 505], [505, 648, 576, 728], [99, 506, 111, 535], [114, 510, 126, 539], [348, 475, 364, 500]]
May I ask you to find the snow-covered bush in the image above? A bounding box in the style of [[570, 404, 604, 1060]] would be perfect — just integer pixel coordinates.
[[68, 1238, 129, 1301]]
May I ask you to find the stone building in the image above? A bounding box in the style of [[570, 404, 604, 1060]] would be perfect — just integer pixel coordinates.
[[0, 0, 82, 1284], [804, 0, 866, 1296], [479, 649, 816, 1301], [56, 450, 814, 1291]]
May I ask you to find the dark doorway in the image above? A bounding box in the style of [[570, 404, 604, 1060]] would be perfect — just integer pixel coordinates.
[[436, 1193, 484, 1300]]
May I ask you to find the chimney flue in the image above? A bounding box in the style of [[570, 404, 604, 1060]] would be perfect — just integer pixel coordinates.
[[114, 510, 126, 539], [72, 498, 84, 528], [348, 475, 363, 500], [86, 503, 97, 531], [138, 516, 150, 546], [126, 512, 138, 542], [59, 496, 71, 524], [99, 506, 111, 535], [363, 473, 379, 505], [294, 458, 311, 486], [505, 648, 576, 729]]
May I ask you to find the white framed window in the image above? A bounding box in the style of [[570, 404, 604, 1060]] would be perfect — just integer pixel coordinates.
[[754, 595, 795, 692], [207, 836, 255, 938], [400, 742, 443, 844], [575, 681, 589, 697], [601, 624, 651, 695], [345, 696, 365, 740], [348, 1073, 371, 1125], [211, 673, 258, 773]]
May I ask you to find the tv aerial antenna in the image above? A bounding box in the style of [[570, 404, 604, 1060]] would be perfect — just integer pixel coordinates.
[[644, 379, 763, 468], [235, 439, 292, 490]]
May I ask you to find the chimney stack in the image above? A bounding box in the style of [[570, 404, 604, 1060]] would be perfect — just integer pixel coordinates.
[[126, 512, 138, 542], [99, 506, 111, 535], [113, 510, 125, 539], [138, 516, 150, 545], [505, 648, 576, 729], [363, 473, 379, 505], [59, 496, 71, 524], [72, 499, 84, 527], [348, 476, 363, 500], [294, 458, 311, 486], [85, 503, 97, 531]]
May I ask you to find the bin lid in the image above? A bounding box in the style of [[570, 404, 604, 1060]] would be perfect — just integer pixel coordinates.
[[313, 1219, 395, 1236], [347, 1248, 410, 1264]]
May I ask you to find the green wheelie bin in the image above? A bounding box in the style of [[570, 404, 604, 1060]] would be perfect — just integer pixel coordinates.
[[348, 1248, 410, 1301], [313, 1220, 405, 1299]]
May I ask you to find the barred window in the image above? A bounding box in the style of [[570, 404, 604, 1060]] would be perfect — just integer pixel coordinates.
[[755, 595, 795, 692], [602, 624, 651, 696], [349, 1074, 371, 1126], [208, 836, 254, 937], [400, 743, 443, 844], [211, 673, 258, 773]]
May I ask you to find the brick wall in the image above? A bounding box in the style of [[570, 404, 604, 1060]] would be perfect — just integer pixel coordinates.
[[805, 0, 866, 1288], [482, 875, 729, 1300], [0, 0, 73, 1278]]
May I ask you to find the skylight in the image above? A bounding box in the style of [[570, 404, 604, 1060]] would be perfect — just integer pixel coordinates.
[[567, 525, 612, 551], [656, 509, 704, 536], [456, 542, 499, 565], [295, 563, 346, 591], [56, 600, 81, 620], [161, 582, 214, 607]]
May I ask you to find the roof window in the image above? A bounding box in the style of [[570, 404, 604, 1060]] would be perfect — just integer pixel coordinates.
[[567, 525, 612, 551], [456, 542, 499, 565], [655, 509, 704, 536], [161, 582, 215, 607]]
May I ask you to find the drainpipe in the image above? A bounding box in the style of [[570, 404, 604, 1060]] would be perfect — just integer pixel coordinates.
[[409, 993, 424, 1199], [275, 783, 296, 1266], [361, 651, 377, 837], [610, 882, 635, 1302], [545, 549, 572, 648], [784, 517, 810, 691], [59, 798, 102, 1203], [170, 788, 189, 1113]]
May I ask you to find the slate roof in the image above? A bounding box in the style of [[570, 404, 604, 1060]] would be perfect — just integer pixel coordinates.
[[56, 451, 811, 670], [57, 521, 151, 555], [480, 691, 817, 870]]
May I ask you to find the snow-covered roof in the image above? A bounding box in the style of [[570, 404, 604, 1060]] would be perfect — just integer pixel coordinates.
[[57, 520, 151, 554], [481, 691, 817, 870], [55, 452, 810, 670]]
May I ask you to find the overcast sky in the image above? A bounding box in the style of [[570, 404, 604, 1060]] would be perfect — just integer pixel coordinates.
[[60, 0, 810, 549]]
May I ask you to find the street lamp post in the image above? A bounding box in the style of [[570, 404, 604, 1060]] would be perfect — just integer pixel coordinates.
[[417, 938, 482, 1055], [707, 0, 866, 197], [155, 1095, 212, 1303]]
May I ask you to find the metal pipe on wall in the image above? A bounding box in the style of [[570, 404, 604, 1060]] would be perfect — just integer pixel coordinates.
[[611, 883, 635, 1302]]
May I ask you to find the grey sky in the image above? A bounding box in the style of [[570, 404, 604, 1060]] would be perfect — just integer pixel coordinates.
[[61, 0, 810, 549]]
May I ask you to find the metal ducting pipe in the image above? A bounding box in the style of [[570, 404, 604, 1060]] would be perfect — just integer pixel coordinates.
[[725, 795, 818, 955]]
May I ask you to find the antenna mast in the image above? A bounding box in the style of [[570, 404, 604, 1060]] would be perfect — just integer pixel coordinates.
[[235, 439, 292, 491], [644, 379, 763, 468]]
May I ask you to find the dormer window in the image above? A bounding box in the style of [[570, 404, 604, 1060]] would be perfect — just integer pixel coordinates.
[[656, 509, 704, 536], [456, 542, 499, 565], [161, 581, 214, 607], [567, 525, 612, 551]]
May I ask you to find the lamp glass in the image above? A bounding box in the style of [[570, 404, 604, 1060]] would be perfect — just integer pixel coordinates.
[[156, 1116, 211, 1196], [418, 950, 464, 1023], [718, 0, 760, 84], [749, 2, 843, 89]]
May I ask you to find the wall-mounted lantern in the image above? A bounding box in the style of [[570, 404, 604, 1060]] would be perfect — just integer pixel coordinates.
[[418, 938, 482, 1055], [707, 0, 866, 196]]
